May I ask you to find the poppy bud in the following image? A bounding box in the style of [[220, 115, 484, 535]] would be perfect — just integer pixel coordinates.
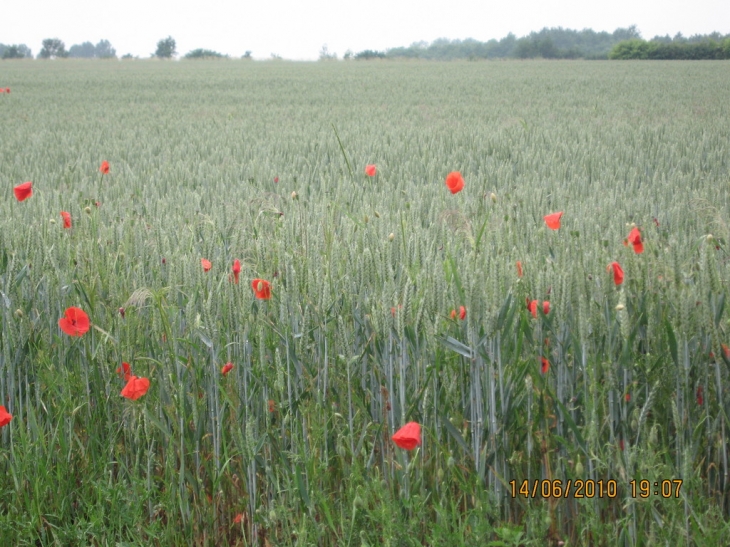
[[575, 460, 583, 476], [388, 233, 394, 241], [50, 219, 56, 224], [436, 468, 444, 481], [490, 192, 497, 203], [84, 206, 92, 214], [447, 456, 455, 468], [291, 191, 298, 200], [615, 304, 625, 311], [707, 234, 714, 242], [14, 309, 23, 318], [364, 215, 369, 223], [374, 211, 380, 218]]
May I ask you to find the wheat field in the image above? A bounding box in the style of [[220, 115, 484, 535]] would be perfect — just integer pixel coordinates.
[[1, 59, 729, 546]]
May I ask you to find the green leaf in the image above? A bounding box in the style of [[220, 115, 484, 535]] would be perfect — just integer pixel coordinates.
[[664, 318, 678, 367], [714, 293, 725, 327], [440, 415, 470, 455], [295, 463, 311, 508], [552, 400, 588, 457], [440, 336, 473, 358]]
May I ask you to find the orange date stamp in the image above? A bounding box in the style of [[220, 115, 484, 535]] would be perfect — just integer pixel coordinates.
[[510, 479, 683, 499]]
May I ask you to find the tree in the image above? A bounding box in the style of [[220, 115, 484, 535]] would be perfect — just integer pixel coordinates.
[[155, 36, 176, 59], [95, 40, 116, 59], [69, 42, 96, 58], [38, 38, 68, 59], [184, 48, 227, 59], [319, 44, 337, 61], [242, 51, 252, 60], [2, 44, 32, 59]]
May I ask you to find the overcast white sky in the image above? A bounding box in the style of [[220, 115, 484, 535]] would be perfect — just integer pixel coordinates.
[[1, 0, 728, 60]]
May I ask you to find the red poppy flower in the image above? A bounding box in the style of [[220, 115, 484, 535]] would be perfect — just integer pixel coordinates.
[[234, 513, 243, 524], [58, 307, 90, 337], [274, 177, 279, 183], [607, 262, 624, 285], [516, 261, 523, 278], [201, 258, 212, 272], [60, 211, 72, 229], [221, 362, 234, 375], [542, 301, 550, 315], [527, 299, 538, 318], [4, 88, 9, 94], [0, 88, 4, 94], [13, 181, 32, 202], [625, 393, 631, 402], [232, 259, 241, 284], [541, 357, 550, 374], [116, 362, 132, 381], [251, 278, 271, 300], [268, 400, 276, 413], [121, 376, 150, 400], [723, 344, 730, 359], [459, 306, 466, 320], [0, 406, 12, 428], [619, 439, 625, 451], [696, 385, 704, 406], [445, 171, 464, 194], [100, 160, 110, 174], [392, 421, 421, 450], [365, 164, 377, 177], [544, 212, 563, 230], [118, 307, 125, 319], [450, 309, 456, 319], [627, 227, 643, 254], [653, 217, 660, 227]]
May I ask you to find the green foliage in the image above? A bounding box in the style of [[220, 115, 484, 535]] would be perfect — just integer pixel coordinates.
[[355, 49, 386, 60], [386, 26, 642, 60], [38, 37, 68, 59], [155, 36, 176, 59], [183, 48, 228, 59], [1, 44, 32, 59], [610, 36, 730, 59]]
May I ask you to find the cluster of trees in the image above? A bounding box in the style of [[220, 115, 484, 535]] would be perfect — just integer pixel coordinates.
[[349, 27, 730, 61], [0, 43, 32, 59], [609, 35, 730, 60], [364, 27, 642, 60], [0, 36, 241, 61]]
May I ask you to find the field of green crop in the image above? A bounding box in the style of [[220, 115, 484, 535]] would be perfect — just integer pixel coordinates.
[[1, 59, 730, 546]]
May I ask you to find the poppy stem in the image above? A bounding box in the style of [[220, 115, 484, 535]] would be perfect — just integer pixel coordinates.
[[331, 123, 353, 179]]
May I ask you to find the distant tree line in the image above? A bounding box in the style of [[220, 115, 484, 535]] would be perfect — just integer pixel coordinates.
[[0, 43, 32, 59], [4, 27, 730, 62], [351, 27, 730, 61], [609, 35, 730, 59]]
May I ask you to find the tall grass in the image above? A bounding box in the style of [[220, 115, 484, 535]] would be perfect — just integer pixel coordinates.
[[0, 59, 729, 545]]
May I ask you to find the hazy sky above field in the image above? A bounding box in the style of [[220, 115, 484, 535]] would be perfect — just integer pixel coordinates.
[[2, 0, 728, 60]]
